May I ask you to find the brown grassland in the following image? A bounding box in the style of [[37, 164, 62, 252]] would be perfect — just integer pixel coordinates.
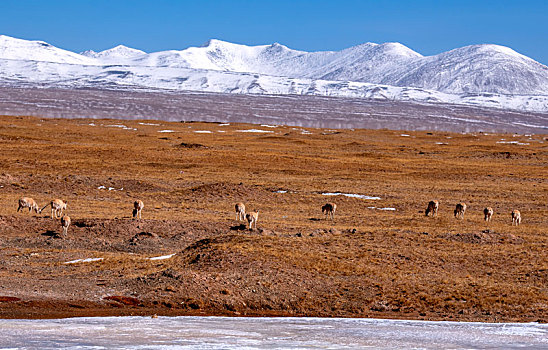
[[0, 115, 546, 321]]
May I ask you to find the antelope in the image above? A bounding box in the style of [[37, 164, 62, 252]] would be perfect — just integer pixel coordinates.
[[133, 200, 144, 219], [425, 200, 439, 217], [17, 197, 41, 214], [246, 210, 259, 229], [235, 202, 246, 221], [511, 209, 521, 226], [322, 203, 337, 220], [41, 199, 67, 218], [454, 202, 466, 219], [60, 215, 71, 235], [484, 207, 494, 222]]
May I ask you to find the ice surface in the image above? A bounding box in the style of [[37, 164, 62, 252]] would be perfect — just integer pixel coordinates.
[[0, 316, 546, 349]]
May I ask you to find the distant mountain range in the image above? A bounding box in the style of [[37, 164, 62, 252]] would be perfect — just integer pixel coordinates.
[[1, 35, 548, 113]]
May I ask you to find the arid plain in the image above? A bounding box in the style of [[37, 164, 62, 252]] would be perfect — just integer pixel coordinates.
[[0, 115, 546, 321]]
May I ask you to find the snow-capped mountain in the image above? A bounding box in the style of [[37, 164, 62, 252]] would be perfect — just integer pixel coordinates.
[[0, 35, 547, 113], [80, 45, 146, 61]]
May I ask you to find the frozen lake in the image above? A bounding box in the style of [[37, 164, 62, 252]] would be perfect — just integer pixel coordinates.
[[1, 87, 546, 133], [1, 316, 547, 349]]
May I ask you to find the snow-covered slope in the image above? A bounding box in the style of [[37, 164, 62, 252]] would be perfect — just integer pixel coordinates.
[[1, 35, 548, 113], [0, 35, 97, 65], [380, 44, 548, 95]]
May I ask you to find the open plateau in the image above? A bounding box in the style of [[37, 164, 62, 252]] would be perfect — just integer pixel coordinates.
[[0, 115, 546, 322]]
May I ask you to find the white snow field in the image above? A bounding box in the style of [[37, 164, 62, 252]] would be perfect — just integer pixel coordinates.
[[0, 316, 546, 349], [1, 35, 548, 113]]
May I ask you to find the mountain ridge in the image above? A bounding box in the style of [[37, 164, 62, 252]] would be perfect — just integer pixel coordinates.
[[1, 35, 548, 113]]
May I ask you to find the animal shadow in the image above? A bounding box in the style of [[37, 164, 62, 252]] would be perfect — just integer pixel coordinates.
[[42, 230, 62, 238], [230, 224, 247, 231], [308, 217, 321, 221]]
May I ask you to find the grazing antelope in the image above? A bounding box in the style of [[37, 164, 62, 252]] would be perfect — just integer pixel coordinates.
[[235, 202, 246, 221], [246, 210, 259, 229], [484, 207, 494, 222], [60, 215, 71, 235], [17, 197, 41, 214], [41, 199, 67, 218], [511, 209, 521, 226], [133, 200, 144, 219], [454, 202, 466, 219], [425, 200, 439, 217], [322, 203, 337, 220]]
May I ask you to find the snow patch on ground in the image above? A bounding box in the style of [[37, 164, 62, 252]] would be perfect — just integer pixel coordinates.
[[148, 253, 176, 261], [322, 193, 381, 200], [138, 122, 160, 126], [236, 129, 274, 133], [64, 258, 104, 264], [105, 124, 136, 131], [496, 141, 530, 145], [367, 207, 397, 211], [97, 186, 123, 191]]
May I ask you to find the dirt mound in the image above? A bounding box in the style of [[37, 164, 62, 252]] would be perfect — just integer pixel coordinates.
[[469, 151, 542, 160], [176, 235, 252, 268], [176, 142, 208, 149], [104, 296, 141, 306], [0, 215, 228, 254], [0, 173, 17, 185], [440, 230, 524, 244]]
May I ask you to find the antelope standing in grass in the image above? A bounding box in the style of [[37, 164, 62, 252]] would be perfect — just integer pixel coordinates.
[[484, 207, 494, 222], [133, 200, 144, 219], [511, 209, 521, 226], [454, 202, 466, 219], [425, 200, 439, 217], [60, 215, 71, 236], [235, 202, 246, 221], [322, 203, 337, 220], [17, 197, 41, 214], [41, 199, 67, 218], [246, 210, 259, 229]]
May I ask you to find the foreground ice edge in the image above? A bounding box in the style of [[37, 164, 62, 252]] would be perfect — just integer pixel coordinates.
[[1, 316, 546, 349]]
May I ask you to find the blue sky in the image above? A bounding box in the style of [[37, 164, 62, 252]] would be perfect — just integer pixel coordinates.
[[1, 0, 547, 64]]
